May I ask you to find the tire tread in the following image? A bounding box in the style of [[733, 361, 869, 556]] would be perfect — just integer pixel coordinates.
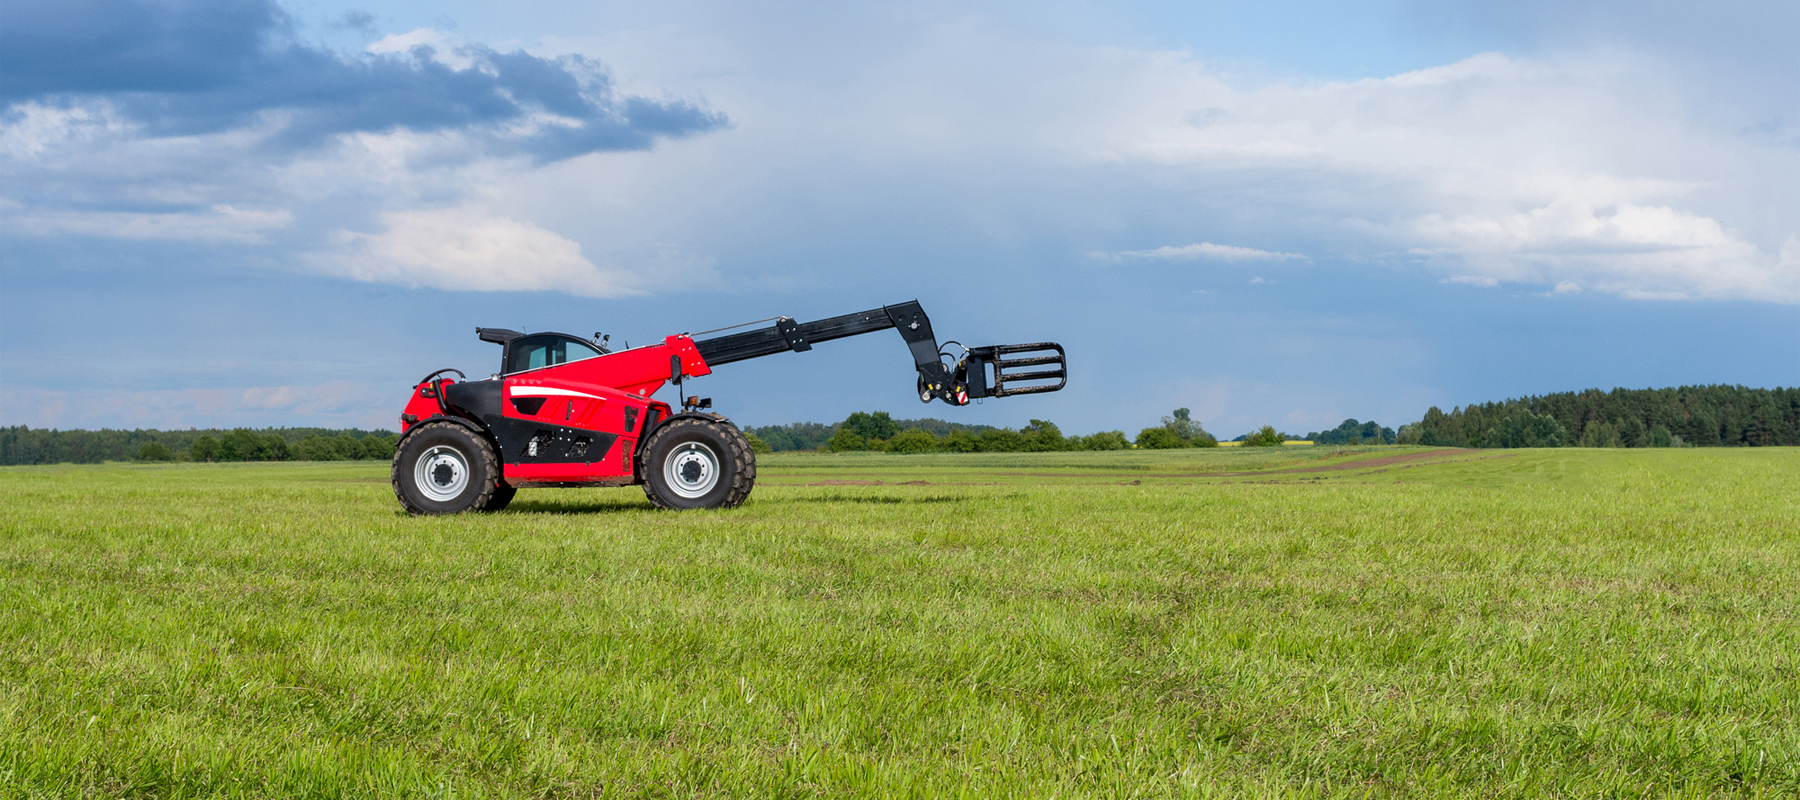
[[391, 420, 501, 515], [638, 417, 756, 510]]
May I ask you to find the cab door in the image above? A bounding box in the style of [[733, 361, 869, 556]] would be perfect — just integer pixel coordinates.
[[505, 384, 603, 428], [492, 333, 622, 478]]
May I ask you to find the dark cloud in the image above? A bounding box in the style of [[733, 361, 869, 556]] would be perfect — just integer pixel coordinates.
[[0, 0, 727, 161], [330, 10, 376, 32]]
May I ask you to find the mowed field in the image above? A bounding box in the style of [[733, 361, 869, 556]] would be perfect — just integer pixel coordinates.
[[3, 447, 1798, 798]]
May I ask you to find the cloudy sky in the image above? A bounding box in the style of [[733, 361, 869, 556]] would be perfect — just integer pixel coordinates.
[[3, 0, 1797, 437]]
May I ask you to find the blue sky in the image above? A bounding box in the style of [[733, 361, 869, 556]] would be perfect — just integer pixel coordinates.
[[3, 0, 1797, 438]]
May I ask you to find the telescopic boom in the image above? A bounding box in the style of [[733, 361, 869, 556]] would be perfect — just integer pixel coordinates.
[[690, 300, 1065, 405]]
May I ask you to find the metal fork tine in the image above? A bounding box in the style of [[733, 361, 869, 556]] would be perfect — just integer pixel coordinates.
[[993, 355, 1063, 367], [999, 368, 1065, 383]]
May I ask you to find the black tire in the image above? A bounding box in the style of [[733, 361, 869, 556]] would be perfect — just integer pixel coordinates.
[[478, 485, 517, 512], [392, 421, 501, 515], [639, 417, 756, 510]]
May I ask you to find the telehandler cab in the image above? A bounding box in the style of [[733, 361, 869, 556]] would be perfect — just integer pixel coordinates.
[[391, 301, 1066, 513]]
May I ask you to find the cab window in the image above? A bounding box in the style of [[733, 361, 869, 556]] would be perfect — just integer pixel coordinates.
[[505, 335, 603, 374]]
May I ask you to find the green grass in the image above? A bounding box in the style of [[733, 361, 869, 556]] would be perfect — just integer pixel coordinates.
[[3, 447, 1798, 798]]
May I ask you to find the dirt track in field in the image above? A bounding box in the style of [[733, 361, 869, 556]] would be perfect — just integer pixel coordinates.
[[1000, 448, 1495, 479]]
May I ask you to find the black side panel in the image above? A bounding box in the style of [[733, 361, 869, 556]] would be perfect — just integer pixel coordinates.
[[444, 380, 620, 465], [482, 414, 620, 465], [444, 380, 504, 420]]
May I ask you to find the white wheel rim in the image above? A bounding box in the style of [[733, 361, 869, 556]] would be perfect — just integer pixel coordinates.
[[415, 444, 471, 502], [664, 441, 720, 499]]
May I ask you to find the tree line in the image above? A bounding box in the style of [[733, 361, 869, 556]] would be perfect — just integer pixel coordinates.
[[751, 408, 1288, 453], [0, 426, 398, 466], [1305, 419, 1396, 445], [748, 411, 1133, 453], [747, 414, 999, 452], [13, 383, 1781, 465], [1395, 385, 1800, 448]]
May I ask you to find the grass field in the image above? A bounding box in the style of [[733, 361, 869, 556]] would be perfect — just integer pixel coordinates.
[[3, 446, 1798, 798]]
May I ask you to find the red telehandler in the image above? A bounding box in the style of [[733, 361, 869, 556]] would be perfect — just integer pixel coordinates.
[[391, 301, 1066, 513]]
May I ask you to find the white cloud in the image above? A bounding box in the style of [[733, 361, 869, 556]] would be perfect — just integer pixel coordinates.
[[1445, 275, 1499, 287], [321, 207, 646, 297], [1406, 199, 1785, 301], [5, 204, 294, 244], [1106, 242, 1306, 262], [1062, 49, 1800, 301], [366, 28, 478, 70], [0, 103, 125, 160]]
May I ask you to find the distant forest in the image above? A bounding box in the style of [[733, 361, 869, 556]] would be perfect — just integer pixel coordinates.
[[0, 427, 397, 466], [1397, 385, 1800, 448]]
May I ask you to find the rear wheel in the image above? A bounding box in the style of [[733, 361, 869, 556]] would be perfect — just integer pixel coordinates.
[[392, 421, 500, 515], [639, 417, 755, 510]]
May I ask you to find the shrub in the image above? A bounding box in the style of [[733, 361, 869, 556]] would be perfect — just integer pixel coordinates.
[[746, 422, 835, 452], [1078, 431, 1130, 450], [826, 427, 867, 452], [1241, 426, 1287, 447], [1136, 408, 1220, 447], [888, 428, 940, 453], [362, 435, 397, 460], [137, 441, 173, 461], [1021, 420, 1067, 452], [219, 429, 260, 460], [1306, 419, 1396, 445], [841, 411, 900, 441], [978, 429, 1025, 452], [329, 436, 362, 460], [1650, 425, 1674, 448], [298, 434, 337, 461], [1135, 427, 1188, 449], [1163, 408, 1218, 445], [943, 430, 981, 453], [744, 432, 773, 454]]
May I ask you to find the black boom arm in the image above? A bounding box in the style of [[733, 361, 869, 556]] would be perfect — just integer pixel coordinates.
[[691, 301, 1065, 406]]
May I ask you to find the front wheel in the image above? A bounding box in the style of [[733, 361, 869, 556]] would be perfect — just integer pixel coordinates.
[[477, 484, 517, 512], [639, 417, 756, 510], [392, 421, 501, 515]]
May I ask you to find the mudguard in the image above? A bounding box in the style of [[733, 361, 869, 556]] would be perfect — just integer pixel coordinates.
[[394, 413, 500, 457]]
